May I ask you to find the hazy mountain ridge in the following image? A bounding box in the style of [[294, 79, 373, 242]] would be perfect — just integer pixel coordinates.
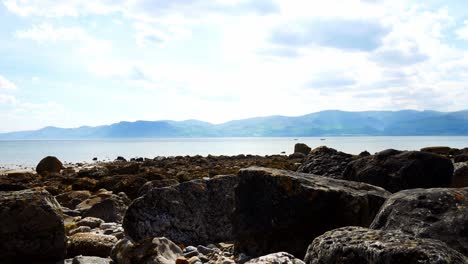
[[1, 110, 467, 139]]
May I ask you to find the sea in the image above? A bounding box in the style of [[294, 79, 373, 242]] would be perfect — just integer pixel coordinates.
[[1, 136, 467, 171]]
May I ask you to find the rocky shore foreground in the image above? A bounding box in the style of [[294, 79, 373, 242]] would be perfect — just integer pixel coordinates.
[[0, 144, 467, 264]]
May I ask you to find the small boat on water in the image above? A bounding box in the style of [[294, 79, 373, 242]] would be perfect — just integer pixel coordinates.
[[320, 138, 326, 141]]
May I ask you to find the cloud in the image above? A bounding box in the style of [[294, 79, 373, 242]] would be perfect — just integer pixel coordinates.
[[307, 73, 356, 89], [456, 20, 468, 40], [370, 45, 429, 66], [270, 19, 389, 51], [3, 0, 119, 17], [0, 94, 17, 104], [0, 75, 17, 90]]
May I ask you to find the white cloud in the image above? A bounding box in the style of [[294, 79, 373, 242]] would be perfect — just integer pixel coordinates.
[[0, 75, 17, 90], [456, 20, 468, 40]]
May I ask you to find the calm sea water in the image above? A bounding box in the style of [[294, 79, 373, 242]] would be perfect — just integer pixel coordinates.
[[1, 136, 467, 170]]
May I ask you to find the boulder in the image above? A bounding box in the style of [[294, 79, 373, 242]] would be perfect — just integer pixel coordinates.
[[297, 146, 353, 178], [452, 164, 468, 187], [0, 188, 66, 262], [77, 166, 109, 179], [370, 187, 468, 256], [76, 191, 130, 223], [420, 146, 457, 156], [294, 143, 311, 155], [0, 172, 35, 191], [72, 255, 113, 264], [97, 175, 148, 199], [111, 237, 183, 264], [77, 217, 104, 229], [343, 149, 454, 192], [245, 252, 304, 264], [67, 233, 118, 258], [137, 179, 179, 197], [36, 156, 63, 175], [123, 175, 238, 245], [304, 227, 467, 264], [454, 153, 468, 163], [55, 190, 92, 209], [232, 167, 390, 258]]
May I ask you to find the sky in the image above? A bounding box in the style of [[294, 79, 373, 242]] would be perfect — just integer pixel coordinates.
[[0, 0, 468, 132]]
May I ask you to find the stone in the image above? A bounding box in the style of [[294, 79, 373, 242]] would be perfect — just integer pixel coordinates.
[[370, 187, 468, 256], [76, 192, 130, 223], [233, 167, 390, 258], [187, 256, 201, 264], [72, 255, 113, 264], [176, 257, 189, 264], [115, 156, 127, 162], [124, 175, 238, 245], [0, 172, 35, 191], [36, 156, 63, 175], [358, 150, 371, 157], [72, 177, 98, 191], [111, 237, 183, 264], [245, 252, 304, 264], [0, 188, 66, 262], [77, 166, 109, 179], [67, 233, 118, 258], [97, 175, 147, 199], [452, 164, 468, 187], [343, 149, 454, 192], [294, 143, 311, 155], [137, 179, 180, 196], [56, 191, 93, 209], [304, 226, 467, 264], [420, 146, 457, 156], [289, 152, 306, 159], [454, 153, 468, 163], [69, 226, 92, 235], [77, 217, 104, 229], [297, 146, 353, 179]]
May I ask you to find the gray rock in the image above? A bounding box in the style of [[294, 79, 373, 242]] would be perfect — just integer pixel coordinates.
[[452, 164, 468, 187], [67, 233, 118, 258], [454, 153, 468, 163], [343, 149, 454, 192], [111, 237, 183, 264], [294, 143, 311, 155], [0, 188, 66, 262], [124, 175, 238, 245], [184, 246, 198, 253], [297, 146, 353, 178], [137, 179, 180, 197], [233, 167, 390, 258], [56, 190, 92, 209], [304, 226, 467, 264], [370, 187, 468, 256], [77, 217, 104, 229], [36, 156, 63, 175], [77, 191, 130, 223], [70, 226, 92, 235], [72, 255, 113, 264], [246, 252, 304, 264], [197, 245, 215, 255]]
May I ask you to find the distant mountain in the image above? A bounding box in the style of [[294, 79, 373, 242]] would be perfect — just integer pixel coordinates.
[[1, 110, 467, 139]]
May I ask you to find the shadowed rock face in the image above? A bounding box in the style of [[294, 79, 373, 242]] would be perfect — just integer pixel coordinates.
[[36, 156, 63, 175], [297, 146, 353, 179], [0, 188, 66, 262], [123, 175, 238, 245], [370, 187, 468, 256], [232, 167, 391, 258], [304, 226, 467, 264], [343, 149, 454, 192], [452, 164, 468, 187]]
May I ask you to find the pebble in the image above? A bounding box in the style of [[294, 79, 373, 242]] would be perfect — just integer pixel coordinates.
[[184, 250, 199, 258], [184, 246, 198, 253], [69, 226, 91, 235], [176, 257, 189, 264], [197, 245, 215, 255]]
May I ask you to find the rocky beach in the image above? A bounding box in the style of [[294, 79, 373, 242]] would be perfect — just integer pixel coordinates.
[[1, 144, 467, 264]]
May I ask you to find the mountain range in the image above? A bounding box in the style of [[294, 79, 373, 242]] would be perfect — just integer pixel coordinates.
[[1, 110, 467, 139]]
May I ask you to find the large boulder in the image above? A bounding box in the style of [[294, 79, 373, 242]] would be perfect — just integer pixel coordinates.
[[420, 146, 458, 156], [123, 175, 238, 245], [232, 167, 390, 258], [370, 187, 468, 256], [111, 237, 182, 264], [137, 179, 179, 197], [67, 233, 118, 258], [76, 190, 130, 223], [452, 164, 468, 187], [297, 146, 353, 179], [97, 175, 148, 200], [36, 156, 63, 175], [55, 190, 92, 209], [0, 188, 66, 262], [246, 252, 304, 264], [343, 149, 454, 192], [304, 226, 467, 264], [294, 143, 311, 155]]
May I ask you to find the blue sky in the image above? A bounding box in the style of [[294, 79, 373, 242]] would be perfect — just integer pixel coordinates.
[[0, 0, 468, 132]]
